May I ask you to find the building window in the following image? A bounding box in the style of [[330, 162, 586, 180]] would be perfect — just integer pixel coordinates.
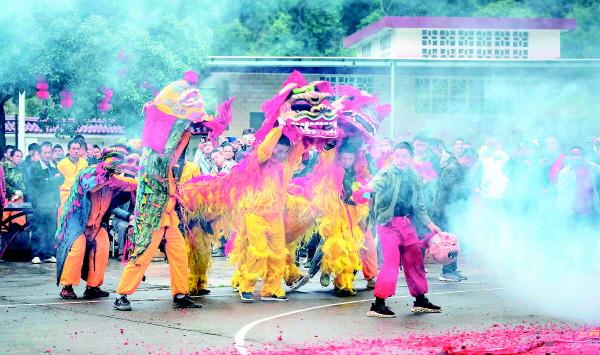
[[421, 29, 529, 59], [361, 43, 372, 57], [414, 77, 530, 115], [249, 112, 264, 130], [414, 77, 484, 114], [320, 76, 374, 93]]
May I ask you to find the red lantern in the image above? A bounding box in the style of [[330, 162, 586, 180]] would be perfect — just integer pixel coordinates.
[[36, 90, 50, 100], [36, 79, 50, 100], [98, 88, 113, 112], [60, 90, 73, 108]]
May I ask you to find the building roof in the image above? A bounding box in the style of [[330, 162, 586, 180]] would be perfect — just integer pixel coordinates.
[[205, 56, 600, 72], [5, 116, 214, 136], [343, 16, 577, 48], [4, 116, 125, 135]]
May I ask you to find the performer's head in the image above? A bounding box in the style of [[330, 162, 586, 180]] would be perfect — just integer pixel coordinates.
[[271, 134, 291, 163], [98, 148, 128, 176], [393, 142, 414, 171], [338, 139, 359, 169]]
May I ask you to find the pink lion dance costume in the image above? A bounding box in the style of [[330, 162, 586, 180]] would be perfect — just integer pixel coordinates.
[[182, 71, 340, 301], [291, 84, 390, 296]]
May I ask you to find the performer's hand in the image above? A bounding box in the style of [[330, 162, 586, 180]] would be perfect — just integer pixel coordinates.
[[427, 223, 442, 235]]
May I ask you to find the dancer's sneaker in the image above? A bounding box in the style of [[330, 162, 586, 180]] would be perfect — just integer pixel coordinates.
[[286, 273, 310, 292], [59, 285, 77, 300], [260, 294, 288, 302], [438, 272, 461, 282], [240, 292, 255, 303], [366, 278, 376, 290], [189, 288, 211, 296], [31, 257, 42, 264], [453, 271, 468, 281], [211, 250, 225, 257], [411, 297, 441, 313], [334, 287, 357, 297], [83, 286, 109, 299], [114, 295, 131, 311], [173, 294, 202, 308], [366, 303, 396, 318], [44, 256, 57, 263], [320, 273, 330, 287]]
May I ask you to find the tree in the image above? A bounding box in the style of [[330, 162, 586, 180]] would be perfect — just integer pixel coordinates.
[[0, 1, 210, 148]]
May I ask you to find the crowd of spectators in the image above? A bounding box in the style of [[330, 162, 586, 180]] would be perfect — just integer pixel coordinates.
[[1, 128, 598, 271]]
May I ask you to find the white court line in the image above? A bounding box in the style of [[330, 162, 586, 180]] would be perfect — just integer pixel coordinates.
[[234, 287, 510, 355], [0, 280, 504, 308], [0, 294, 232, 308]]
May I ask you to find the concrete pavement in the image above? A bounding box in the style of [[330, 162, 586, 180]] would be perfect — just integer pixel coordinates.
[[0, 256, 582, 354]]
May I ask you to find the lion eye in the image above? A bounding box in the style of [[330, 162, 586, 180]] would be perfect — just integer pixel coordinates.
[[291, 102, 312, 111]]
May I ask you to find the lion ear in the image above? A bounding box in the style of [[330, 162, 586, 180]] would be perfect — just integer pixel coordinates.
[[279, 83, 298, 96]]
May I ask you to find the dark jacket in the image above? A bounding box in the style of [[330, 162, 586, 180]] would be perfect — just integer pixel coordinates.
[[432, 151, 464, 224], [28, 159, 63, 208], [3, 162, 26, 201], [369, 165, 432, 227]]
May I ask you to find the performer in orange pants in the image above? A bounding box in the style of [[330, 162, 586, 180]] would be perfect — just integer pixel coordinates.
[[114, 72, 231, 311], [361, 229, 379, 288], [56, 148, 136, 299], [59, 230, 109, 295], [116, 211, 189, 297]]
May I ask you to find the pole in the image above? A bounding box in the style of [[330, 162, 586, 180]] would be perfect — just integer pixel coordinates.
[[389, 61, 396, 139], [18, 91, 26, 150]]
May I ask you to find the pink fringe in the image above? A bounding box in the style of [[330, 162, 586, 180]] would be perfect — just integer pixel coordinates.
[[224, 230, 236, 256]]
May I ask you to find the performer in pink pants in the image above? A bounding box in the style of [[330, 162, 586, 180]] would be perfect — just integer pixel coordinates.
[[367, 141, 442, 318]]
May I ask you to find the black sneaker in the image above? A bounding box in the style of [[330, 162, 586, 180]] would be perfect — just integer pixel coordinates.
[[366, 303, 396, 318], [114, 295, 131, 311], [60, 285, 77, 300], [286, 273, 310, 292], [83, 286, 110, 299], [189, 288, 211, 296], [173, 294, 202, 308], [334, 287, 357, 297], [411, 296, 442, 313]]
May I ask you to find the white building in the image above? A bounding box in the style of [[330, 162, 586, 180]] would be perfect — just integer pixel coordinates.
[[199, 17, 598, 143], [343, 16, 576, 60]]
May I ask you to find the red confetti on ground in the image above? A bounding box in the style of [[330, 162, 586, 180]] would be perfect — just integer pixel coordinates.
[[211, 324, 600, 355]]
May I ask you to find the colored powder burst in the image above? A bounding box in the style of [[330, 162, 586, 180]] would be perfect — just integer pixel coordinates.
[[207, 324, 600, 355]]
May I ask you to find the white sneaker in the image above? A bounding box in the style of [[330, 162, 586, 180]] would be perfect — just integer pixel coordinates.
[[44, 256, 57, 263], [31, 257, 42, 264]]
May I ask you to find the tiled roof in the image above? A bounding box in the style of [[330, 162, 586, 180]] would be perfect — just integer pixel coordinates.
[[343, 16, 577, 48], [4, 116, 124, 135]]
